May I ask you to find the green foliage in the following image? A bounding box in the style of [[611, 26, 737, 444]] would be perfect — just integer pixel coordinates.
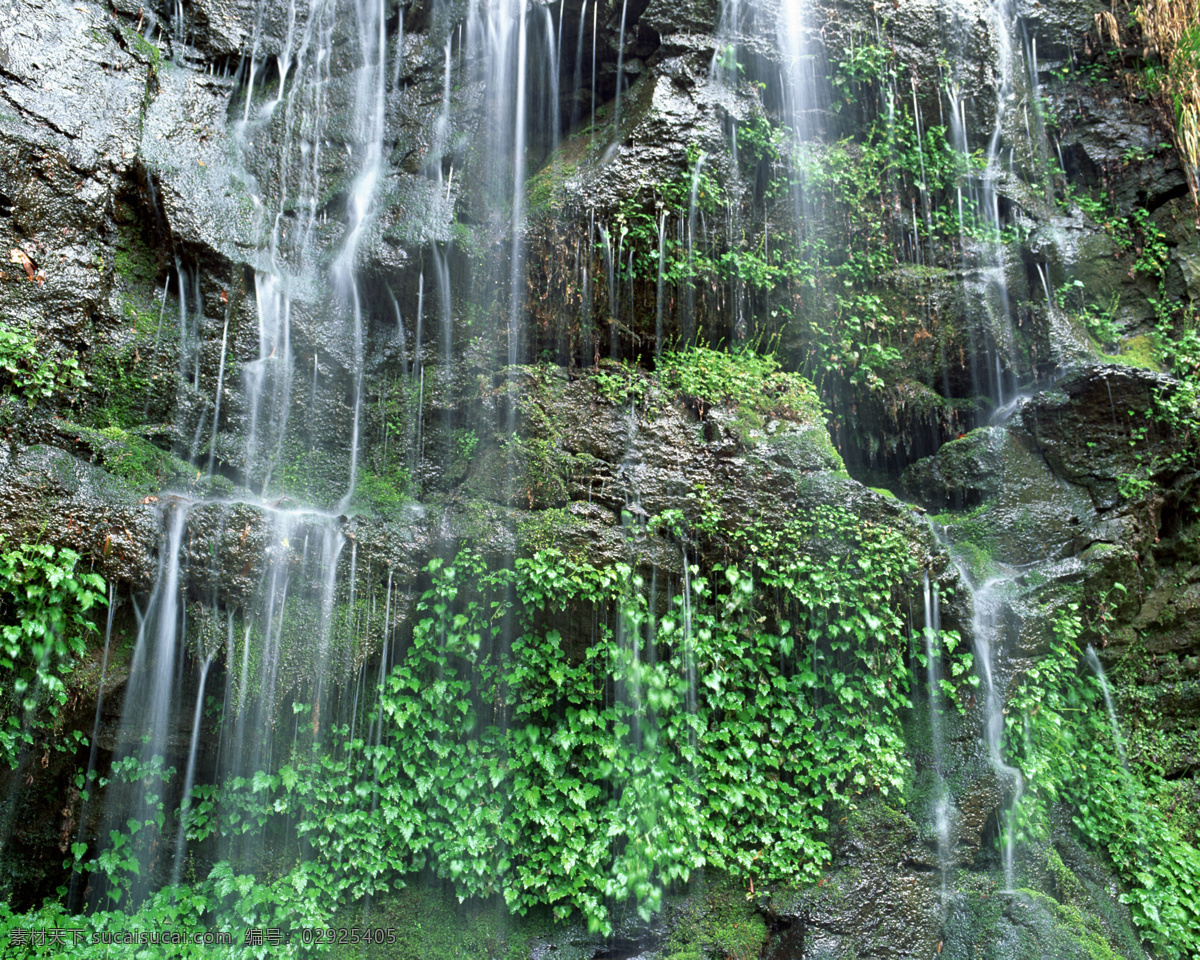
[[81, 298, 175, 431], [452, 428, 479, 469], [49, 505, 926, 945], [1067, 187, 1172, 281], [1058, 280, 1121, 351], [0, 542, 106, 766], [1152, 297, 1200, 380], [660, 875, 767, 960], [592, 359, 649, 405], [1128, 208, 1170, 278], [829, 38, 894, 104], [86, 345, 153, 429], [112, 221, 163, 289], [1113, 357, 1200, 500], [327, 887, 549, 960], [738, 114, 786, 167], [1006, 606, 1200, 957], [81, 426, 195, 492], [658, 343, 826, 424], [0, 324, 87, 407], [580, 44, 997, 399], [353, 464, 414, 512]]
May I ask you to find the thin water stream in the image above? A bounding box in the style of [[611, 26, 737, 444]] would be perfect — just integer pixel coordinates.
[[927, 520, 1026, 893], [921, 570, 952, 907]]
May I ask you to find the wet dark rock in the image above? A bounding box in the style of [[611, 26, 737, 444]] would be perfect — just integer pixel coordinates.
[[0, 442, 161, 589], [182, 0, 286, 60], [822, 0, 999, 132], [904, 422, 1098, 567], [765, 800, 942, 960], [1018, 363, 1184, 512]]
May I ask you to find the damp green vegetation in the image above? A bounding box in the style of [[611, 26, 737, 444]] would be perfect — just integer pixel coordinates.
[[485, 366, 577, 509], [217, 596, 365, 718], [524, 132, 587, 214], [352, 464, 414, 514], [1102, 334, 1161, 370], [942, 886, 1132, 960], [78, 292, 180, 432], [591, 357, 649, 406], [1112, 342, 1200, 501], [269, 441, 355, 509], [118, 23, 163, 67], [85, 343, 154, 430], [1006, 606, 1200, 958], [325, 887, 552, 960], [515, 505, 584, 555], [659, 876, 767, 960], [658, 343, 827, 426], [67, 426, 194, 493], [0, 323, 88, 407], [590, 344, 828, 430], [112, 218, 164, 290], [1104, 626, 1200, 853], [586, 345, 840, 470], [582, 42, 1011, 410], [0, 541, 106, 767], [2, 503, 969, 953], [354, 374, 420, 510], [1065, 187, 1173, 280]]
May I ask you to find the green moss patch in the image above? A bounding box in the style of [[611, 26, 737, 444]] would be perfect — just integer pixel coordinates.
[[660, 875, 767, 960], [328, 885, 556, 960]]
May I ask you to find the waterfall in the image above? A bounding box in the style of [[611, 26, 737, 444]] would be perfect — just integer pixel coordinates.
[[66, 583, 117, 912], [969, 576, 1025, 891], [171, 648, 215, 886], [1086, 645, 1129, 771], [103, 506, 187, 904], [923, 570, 952, 905], [684, 153, 706, 345], [26, 0, 1181, 946], [929, 517, 1026, 894]]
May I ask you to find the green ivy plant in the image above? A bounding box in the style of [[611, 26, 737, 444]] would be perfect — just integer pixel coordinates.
[[658, 343, 827, 424], [1006, 605, 1200, 957], [0, 323, 87, 407], [27, 500, 946, 949], [0, 541, 106, 766]]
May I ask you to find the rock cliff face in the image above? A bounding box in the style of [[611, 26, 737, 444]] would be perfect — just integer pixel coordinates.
[[1, 0, 1199, 952]]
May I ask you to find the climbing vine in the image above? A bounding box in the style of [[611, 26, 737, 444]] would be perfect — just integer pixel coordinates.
[[0, 542, 106, 767], [1006, 606, 1200, 957], [4, 501, 957, 952], [177, 506, 926, 934]]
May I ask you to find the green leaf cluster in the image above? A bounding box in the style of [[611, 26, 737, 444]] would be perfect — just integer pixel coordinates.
[[48, 504, 941, 945], [0, 323, 87, 407], [658, 343, 827, 424], [1005, 606, 1200, 957], [0, 541, 106, 766]]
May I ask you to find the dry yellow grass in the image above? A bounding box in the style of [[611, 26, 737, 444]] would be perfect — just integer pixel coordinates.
[[1099, 0, 1200, 201]]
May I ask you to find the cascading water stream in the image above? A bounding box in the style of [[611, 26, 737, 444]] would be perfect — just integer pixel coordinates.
[[655, 212, 666, 362], [171, 646, 216, 886], [927, 514, 1027, 894], [959, 566, 1024, 891], [1086, 645, 1129, 771], [684, 153, 707, 345], [66, 583, 117, 912], [922, 570, 952, 906], [104, 0, 389, 855], [979, 578, 1024, 889], [613, 0, 629, 128], [680, 546, 697, 746]]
